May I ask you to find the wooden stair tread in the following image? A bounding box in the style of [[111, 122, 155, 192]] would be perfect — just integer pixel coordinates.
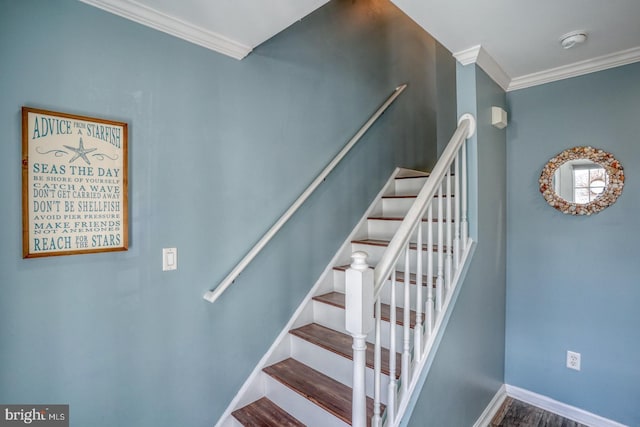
[[333, 264, 374, 272], [263, 358, 381, 426], [290, 323, 401, 378], [382, 194, 455, 199], [313, 292, 422, 328], [352, 238, 451, 253], [393, 270, 436, 287], [232, 397, 306, 427], [395, 170, 430, 179], [312, 291, 346, 308], [394, 171, 454, 179], [367, 216, 454, 222], [333, 265, 435, 286]]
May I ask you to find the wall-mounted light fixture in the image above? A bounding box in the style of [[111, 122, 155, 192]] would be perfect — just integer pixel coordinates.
[[491, 106, 508, 129]]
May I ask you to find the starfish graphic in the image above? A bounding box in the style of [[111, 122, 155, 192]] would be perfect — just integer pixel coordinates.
[[64, 137, 97, 165]]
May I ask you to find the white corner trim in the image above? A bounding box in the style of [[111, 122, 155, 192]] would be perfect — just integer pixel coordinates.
[[453, 45, 511, 91], [476, 48, 511, 91], [78, 0, 252, 60], [505, 385, 629, 427], [508, 46, 640, 91], [473, 384, 507, 427], [454, 45, 482, 66]]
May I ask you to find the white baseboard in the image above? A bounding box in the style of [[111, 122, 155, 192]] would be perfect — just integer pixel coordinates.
[[504, 385, 628, 427], [473, 384, 507, 427]]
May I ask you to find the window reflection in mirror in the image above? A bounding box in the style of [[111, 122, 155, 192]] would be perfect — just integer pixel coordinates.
[[539, 146, 623, 215], [552, 160, 609, 204]]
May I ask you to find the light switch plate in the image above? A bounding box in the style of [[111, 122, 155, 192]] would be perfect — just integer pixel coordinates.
[[163, 248, 177, 271]]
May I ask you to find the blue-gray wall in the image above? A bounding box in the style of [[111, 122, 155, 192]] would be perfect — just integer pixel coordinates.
[[0, 1, 456, 426], [406, 64, 507, 426], [506, 62, 640, 426]]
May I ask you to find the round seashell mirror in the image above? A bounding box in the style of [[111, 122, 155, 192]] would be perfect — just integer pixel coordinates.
[[539, 146, 624, 215]]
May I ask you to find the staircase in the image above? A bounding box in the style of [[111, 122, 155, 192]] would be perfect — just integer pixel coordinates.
[[219, 169, 454, 427], [215, 114, 476, 427]]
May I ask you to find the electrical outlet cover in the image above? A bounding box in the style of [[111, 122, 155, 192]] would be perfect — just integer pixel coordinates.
[[567, 350, 581, 371]]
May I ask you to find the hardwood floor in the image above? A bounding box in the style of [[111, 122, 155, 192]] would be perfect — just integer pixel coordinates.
[[491, 398, 588, 427]]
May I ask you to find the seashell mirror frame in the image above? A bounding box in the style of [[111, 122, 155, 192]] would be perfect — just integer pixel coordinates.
[[539, 146, 624, 215]]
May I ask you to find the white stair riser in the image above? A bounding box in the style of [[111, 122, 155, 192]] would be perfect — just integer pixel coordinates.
[[350, 243, 452, 273], [334, 270, 429, 311], [219, 415, 242, 427], [265, 374, 350, 427], [381, 197, 455, 218], [367, 219, 456, 243], [224, 373, 272, 421], [313, 301, 417, 352], [376, 318, 417, 367], [332, 269, 347, 293], [394, 177, 427, 195], [378, 281, 425, 311], [393, 176, 456, 196], [289, 334, 392, 405]]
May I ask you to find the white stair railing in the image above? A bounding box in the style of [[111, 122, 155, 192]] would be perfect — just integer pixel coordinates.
[[346, 114, 476, 427], [203, 84, 407, 303]]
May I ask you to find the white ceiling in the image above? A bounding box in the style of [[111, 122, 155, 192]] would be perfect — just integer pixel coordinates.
[[391, 0, 640, 90], [80, 0, 640, 91]]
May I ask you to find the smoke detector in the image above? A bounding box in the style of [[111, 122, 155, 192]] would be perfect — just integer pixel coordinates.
[[560, 31, 588, 49]]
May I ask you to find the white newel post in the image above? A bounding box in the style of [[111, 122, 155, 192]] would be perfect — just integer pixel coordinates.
[[346, 251, 374, 427]]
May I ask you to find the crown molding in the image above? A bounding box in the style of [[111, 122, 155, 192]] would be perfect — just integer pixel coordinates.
[[455, 44, 640, 93], [508, 46, 640, 91], [453, 45, 511, 91], [79, 0, 252, 60], [454, 45, 482, 66]]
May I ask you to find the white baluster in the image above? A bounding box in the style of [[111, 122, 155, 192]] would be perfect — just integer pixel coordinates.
[[445, 171, 452, 292], [461, 140, 468, 251], [346, 251, 374, 427], [436, 183, 444, 312], [387, 268, 397, 424], [413, 222, 423, 362], [426, 204, 434, 336], [454, 152, 461, 269], [402, 247, 411, 393], [372, 299, 382, 427]]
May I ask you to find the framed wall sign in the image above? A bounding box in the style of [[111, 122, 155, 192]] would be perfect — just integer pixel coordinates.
[[22, 107, 128, 258]]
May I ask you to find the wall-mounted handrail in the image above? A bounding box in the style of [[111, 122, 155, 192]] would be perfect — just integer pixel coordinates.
[[203, 84, 408, 303]]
